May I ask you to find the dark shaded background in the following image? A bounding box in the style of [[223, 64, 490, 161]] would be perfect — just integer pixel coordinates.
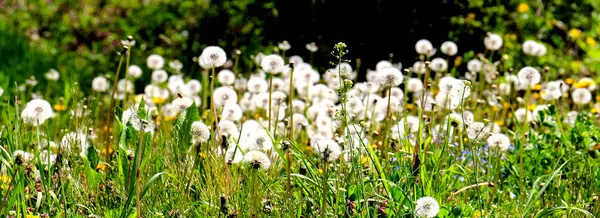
[[264, 0, 486, 72]]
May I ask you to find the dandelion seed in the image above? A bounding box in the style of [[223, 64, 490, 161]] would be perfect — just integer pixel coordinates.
[[415, 196, 440, 218], [376, 60, 393, 70]]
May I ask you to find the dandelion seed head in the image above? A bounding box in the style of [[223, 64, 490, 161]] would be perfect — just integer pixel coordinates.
[[261, 54, 285, 74], [199, 46, 227, 69], [147, 54, 165, 70], [415, 196, 440, 218]]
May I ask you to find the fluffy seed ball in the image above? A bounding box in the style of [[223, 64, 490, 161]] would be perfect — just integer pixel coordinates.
[[415, 196, 440, 218], [261, 54, 285, 74], [199, 46, 227, 69]]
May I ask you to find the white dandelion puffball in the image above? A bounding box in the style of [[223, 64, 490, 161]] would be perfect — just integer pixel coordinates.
[[21, 99, 54, 126], [306, 42, 318, 52], [522, 40, 541, 56], [218, 69, 236, 85], [415, 39, 433, 55], [487, 133, 511, 152], [246, 130, 273, 152], [172, 97, 194, 110], [127, 65, 143, 78], [314, 138, 342, 162], [376, 60, 393, 70], [278, 40, 291, 51], [261, 54, 285, 74], [222, 104, 243, 121], [243, 150, 271, 170], [518, 66, 541, 86], [213, 87, 238, 108], [467, 59, 482, 72], [377, 67, 403, 87], [92, 76, 109, 92], [186, 79, 202, 94], [199, 46, 227, 69], [191, 121, 211, 144], [0, 87, 3, 96], [515, 108, 533, 123], [152, 69, 169, 84], [13, 150, 34, 166], [484, 33, 503, 51], [247, 77, 268, 93], [572, 88, 592, 105], [147, 54, 165, 70], [169, 60, 183, 72], [429, 58, 448, 73], [415, 196, 440, 218], [412, 61, 427, 74], [45, 69, 60, 81], [440, 41, 458, 56]]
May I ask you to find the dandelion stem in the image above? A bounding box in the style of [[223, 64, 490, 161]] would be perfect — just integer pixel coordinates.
[[135, 131, 146, 218], [104, 53, 125, 163], [268, 74, 274, 133]]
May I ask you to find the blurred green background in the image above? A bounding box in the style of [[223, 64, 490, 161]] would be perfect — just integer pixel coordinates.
[[1, 0, 599, 95]]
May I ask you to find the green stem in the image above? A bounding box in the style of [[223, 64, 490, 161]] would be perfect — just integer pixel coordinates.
[[104, 54, 125, 163]]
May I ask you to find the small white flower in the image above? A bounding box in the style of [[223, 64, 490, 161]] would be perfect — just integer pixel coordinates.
[[522, 40, 540, 56], [199, 46, 227, 69], [243, 150, 271, 170], [147, 54, 165, 70], [415, 197, 440, 218], [572, 88, 592, 105], [517, 66, 541, 86], [440, 41, 458, 56], [487, 133, 511, 152], [218, 120, 239, 139], [127, 65, 143, 78], [484, 33, 503, 51], [261, 54, 285, 74], [92, 76, 109, 92]]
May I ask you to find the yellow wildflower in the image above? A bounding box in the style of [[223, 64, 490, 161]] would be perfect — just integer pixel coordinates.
[[574, 80, 594, 88], [466, 13, 476, 22], [532, 84, 542, 91], [527, 104, 536, 111], [495, 120, 504, 127], [152, 97, 166, 104], [406, 103, 414, 110], [532, 93, 540, 99], [100, 147, 115, 155], [53, 104, 67, 112], [586, 37, 597, 47], [96, 162, 110, 171], [569, 29, 582, 39], [565, 78, 574, 85], [517, 3, 529, 13]]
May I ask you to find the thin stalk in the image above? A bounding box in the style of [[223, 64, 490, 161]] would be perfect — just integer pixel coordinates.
[[104, 53, 126, 162], [268, 74, 274, 133], [185, 143, 202, 196], [135, 131, 146, 218], [321, 161, 328, 218]]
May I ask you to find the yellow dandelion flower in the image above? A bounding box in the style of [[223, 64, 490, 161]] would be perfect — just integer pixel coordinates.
[[25, 215, 40, 218], [96, 162, 110, 171], [595, 95, 600, 102], [495, 120, 504, 127], [318, 168, 323, 174], [586, 37, 597, 47], [100, 147, 115, 155], [502, 102, 511, 109], [574, 80, 594, 88], [517, 3, 529, 13], [152, 97, 166, 104], [164, 115, 177, 121], [53, 104, 67, 112], [532, 84, 542, 91], [592, 108, 598, 114], [569, 29, 582, 39], [466, 13, 476, 22], [406, 103, 414, 110], [527, 104, 536, 111], [492, 106, 499, 112], [532, 93, 540, 99], [565, 78, 574, 85]]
